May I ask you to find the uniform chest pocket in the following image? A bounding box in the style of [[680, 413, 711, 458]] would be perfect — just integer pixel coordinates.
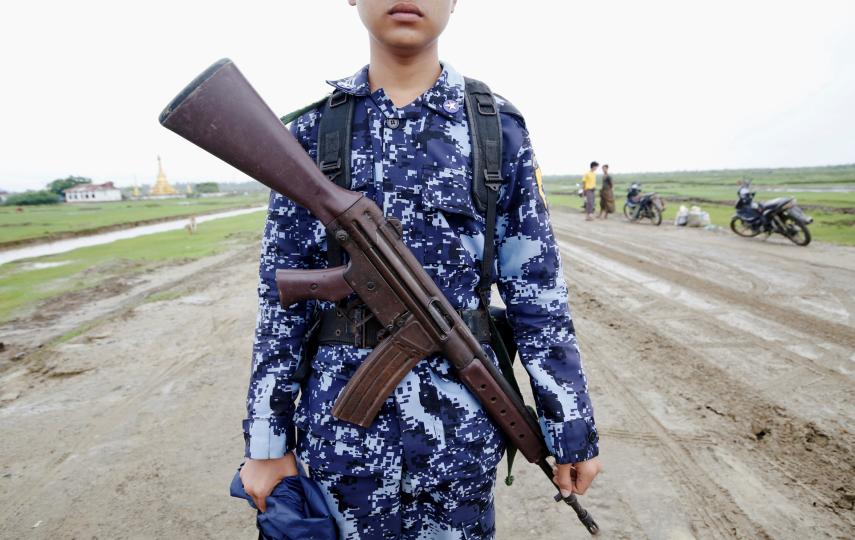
[[421, 165, 484, 272]]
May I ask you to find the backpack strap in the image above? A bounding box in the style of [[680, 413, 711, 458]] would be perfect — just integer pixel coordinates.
[[316, 90, 355, 267], [465, 78, 529, 486], [494, 94, 525, 126], [463, 77, 505, 308]]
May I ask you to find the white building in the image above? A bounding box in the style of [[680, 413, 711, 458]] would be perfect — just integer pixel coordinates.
[[65, 182, 122, 203]]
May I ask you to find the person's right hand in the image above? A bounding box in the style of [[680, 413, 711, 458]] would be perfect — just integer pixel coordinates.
[[239, 453, 299, 512]]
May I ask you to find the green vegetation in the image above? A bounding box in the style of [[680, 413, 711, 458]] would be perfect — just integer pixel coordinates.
[[0, 193, 268, 245], [4, 190, 62, 206], [144, 289, 189, 303], [56, 319, 104, 345], [195, 182, 220, 193], [0, 211, 265, 322], [545, 164, 855, 246], [47, 176, 92, 196]]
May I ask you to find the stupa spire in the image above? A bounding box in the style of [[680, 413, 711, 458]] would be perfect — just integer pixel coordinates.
[[150, 155, 177, 196]]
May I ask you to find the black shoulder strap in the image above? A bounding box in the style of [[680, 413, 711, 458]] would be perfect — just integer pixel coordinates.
[[464, 77, 504, 306], [316, 90, 354, 266], [494, 94, 525, 125], [466, 80, 528, 487]]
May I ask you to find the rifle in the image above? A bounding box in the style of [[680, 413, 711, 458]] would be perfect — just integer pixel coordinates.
[[159, 58, 599, 536]]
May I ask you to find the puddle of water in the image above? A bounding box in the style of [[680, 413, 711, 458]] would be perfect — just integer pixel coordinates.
[[0, 206, 266, 266], [25, 261, 71, 270]]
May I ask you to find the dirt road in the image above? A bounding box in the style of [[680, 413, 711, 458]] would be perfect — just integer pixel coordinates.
[[1, 209, 853, 539]]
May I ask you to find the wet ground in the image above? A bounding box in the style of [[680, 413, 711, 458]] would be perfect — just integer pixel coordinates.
[[0, 208, 852, 539]]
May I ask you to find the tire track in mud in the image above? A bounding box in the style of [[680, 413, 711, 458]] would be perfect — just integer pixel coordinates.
[[554, 225, 855, 535], [555, 230, 855, 351], [552, 213, 855, 327], [571, 286, 854, 534], [2, 257, 246, 528], [560, 233, 852, 413], [600, 427, 715, 446], [832, 286, 855, 323], [588, 338, 767, 540], [553, 230, 854, 421], [556, 231, 855, 350], [4, 349, 213, 528]]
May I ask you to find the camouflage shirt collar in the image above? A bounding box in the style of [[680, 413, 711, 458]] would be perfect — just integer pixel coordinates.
[[326, 62, 466, 122], [422, 63, 465, 122], [326, 65, 372, 97]]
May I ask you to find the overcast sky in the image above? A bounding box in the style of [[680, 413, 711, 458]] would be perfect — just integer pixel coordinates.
[[1, 0, 853, 191]]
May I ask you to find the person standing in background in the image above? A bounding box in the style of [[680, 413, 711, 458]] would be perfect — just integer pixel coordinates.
[[598, 164, 615, 219], [582, 161, 599, 221]]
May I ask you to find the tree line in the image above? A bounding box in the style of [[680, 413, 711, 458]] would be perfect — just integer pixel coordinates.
[[3, 178, 221, 205], [3, 176, 92, 205]]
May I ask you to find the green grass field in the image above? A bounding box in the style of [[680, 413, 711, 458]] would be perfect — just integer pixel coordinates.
[[545, 164, 855, 246], [0, 193, 269, 245], [2, 164, 852, 321], [0, 211, 266, 323]]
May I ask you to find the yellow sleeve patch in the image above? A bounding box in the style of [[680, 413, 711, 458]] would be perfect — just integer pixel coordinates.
[[535, 166, 547, 205]]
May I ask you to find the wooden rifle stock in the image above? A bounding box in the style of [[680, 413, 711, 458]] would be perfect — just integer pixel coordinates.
[[160, 59, 598, 535], [159, 59, 361, 225]]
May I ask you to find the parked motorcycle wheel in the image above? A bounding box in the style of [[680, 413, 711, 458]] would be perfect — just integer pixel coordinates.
[[623, 203, 634, 220], [730, 217, 761, 237], [783, 217, 811, 246], [647, 206, 663, 226]]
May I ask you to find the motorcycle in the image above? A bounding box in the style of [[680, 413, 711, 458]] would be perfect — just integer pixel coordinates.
[[730, 182, 813, 246], [623, 182, 664, 226]]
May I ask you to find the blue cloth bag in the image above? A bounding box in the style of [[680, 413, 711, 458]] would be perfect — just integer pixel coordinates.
[[230, 466, 338, 540]]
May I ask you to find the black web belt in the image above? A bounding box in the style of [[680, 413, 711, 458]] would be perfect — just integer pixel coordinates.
[[316, 306, 492, 349]]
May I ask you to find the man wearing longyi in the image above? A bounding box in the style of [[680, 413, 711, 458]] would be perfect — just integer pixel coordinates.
[[237, 1, 602, 537]]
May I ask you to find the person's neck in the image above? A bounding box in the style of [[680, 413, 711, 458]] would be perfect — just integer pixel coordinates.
[[367, 40, 442, 108]]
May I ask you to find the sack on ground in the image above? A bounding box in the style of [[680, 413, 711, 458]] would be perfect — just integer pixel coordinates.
[[675, 205, 689, 226], [686, 206, 710, 227]]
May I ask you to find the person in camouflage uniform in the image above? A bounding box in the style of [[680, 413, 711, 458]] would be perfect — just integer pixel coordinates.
[[239, 1, 602, 538]]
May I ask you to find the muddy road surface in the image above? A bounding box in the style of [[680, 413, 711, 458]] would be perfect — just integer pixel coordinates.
[[1, 209, 853, 539]]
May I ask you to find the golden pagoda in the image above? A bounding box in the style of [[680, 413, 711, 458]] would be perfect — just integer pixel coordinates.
[[186, 183, 194, 195], [150, 156, 178, 196], [132, 184, 141, 198]]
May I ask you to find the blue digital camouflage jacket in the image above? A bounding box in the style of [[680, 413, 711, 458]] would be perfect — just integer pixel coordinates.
[[244, 63, 598, 480]]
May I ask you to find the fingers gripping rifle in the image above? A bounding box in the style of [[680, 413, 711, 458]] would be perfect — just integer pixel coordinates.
[[159, 59, 598, 536]]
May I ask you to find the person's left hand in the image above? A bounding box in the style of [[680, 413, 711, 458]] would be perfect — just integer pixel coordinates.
[[553, 456, 603, 497]]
